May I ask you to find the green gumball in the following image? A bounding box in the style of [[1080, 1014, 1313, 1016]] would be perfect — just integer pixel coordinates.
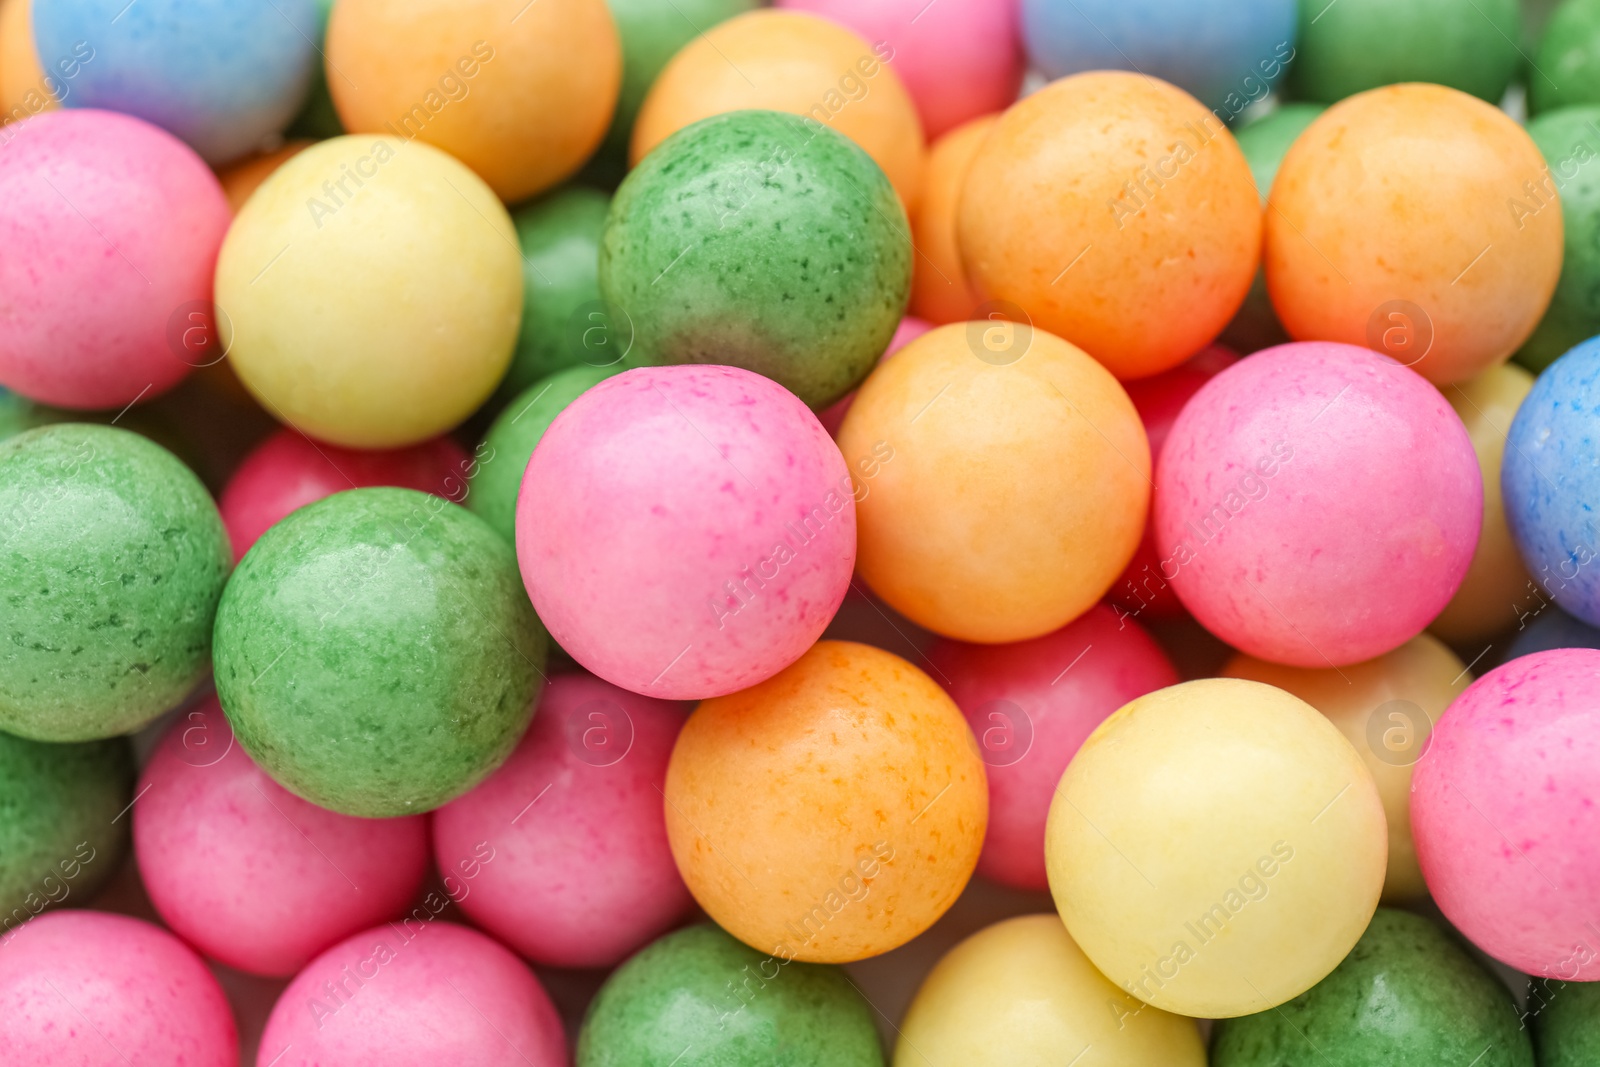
[[1531, 979, 1600, 1067], [1518, 106, 1600, 372], [285, 0, 343, 140], [1533, 0, 1600, 115], [1235, 102, 1325, 201]]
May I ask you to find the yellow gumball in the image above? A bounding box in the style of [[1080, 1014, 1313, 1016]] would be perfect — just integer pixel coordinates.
[[1221, 635, 1470, 903], [895, 914, 1206, 1067], [215, 136, 521, 448], [1045, 678, 1385, 1018]]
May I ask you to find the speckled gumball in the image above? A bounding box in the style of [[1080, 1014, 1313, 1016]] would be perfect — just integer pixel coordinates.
[[0, 424, 231, 741], [601, 110, 911, 409], [213, 487, 546, 817]]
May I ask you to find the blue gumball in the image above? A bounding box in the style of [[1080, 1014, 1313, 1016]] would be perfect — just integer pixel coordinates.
[[1020, 0, 1298, 120], [32, 0, 321, 164], [1504, 337, 1600, 629], [1507, 606, 1600, 661]]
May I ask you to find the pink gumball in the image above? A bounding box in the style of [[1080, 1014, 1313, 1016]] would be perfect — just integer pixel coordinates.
[[819, 314, 933, 436], [133, 696, 431, 977], [518, 365, 856, 699], [1155, 341, 1481, 666], [434, 672, 693, 968], [258, 921, 565, 1067], [777, 0, 1024, 138], [0, 109, 231, 409], [927, 603, 1178, 889], [220, 428, 471, 560], [0, 910, 237, 1065], [1412, 649, 1600, 979]]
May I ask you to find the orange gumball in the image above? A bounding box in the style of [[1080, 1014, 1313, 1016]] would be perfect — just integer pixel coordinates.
[[327, 0, 620, 204], [910, 114, 995, 325], [631, 10, 926, 210], [217, 140, 312, 213], [0, 0, 50, 124], [664, 640, 986, 964], [958, 72, 1259, 380], [1267, 84, 1562, 385]]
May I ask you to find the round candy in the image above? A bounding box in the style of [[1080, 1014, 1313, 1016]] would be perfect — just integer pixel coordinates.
[[134, 696, 431, 976], [0, 731, 132, 928], [0, 0, 53, 122], [259, 921, 566, 1067], [1211, 908, 1533, 1066], [214, 487, 546, 817], [326, 0, 620, 203], [1155, 341, 1481, 667], [434, 672, 693, 969], [838, 322, 1148, 643], [1533, 980, 1600, 1067], [896, 914, 1205, 1066], [217, 140, 311, 213], [958, 71, 1260, 380], [776, 0, 1024, 139], [1291, 0, 1520, 104], [0, 109, 230, 410], [1411, 648, 1600, 978], [1021, 0, 1296, 117], [1521, 107, 1600, 372], [518, 365, 854, 699], [1234, 102, 1324, 200], [926, 604, 1178, 890], [33, 0, 319, 164], [0, 910, 236, 1064], [1534, 0, 1600, 114], [816, 314, 931, 437], [577, 923, 883, 1067], [632, 9, 926, 209], [0, 424, 230, 741], [601, 110, 912, 410], [501, 186, 610, 401], [1266, 84, 1562, 385], [215, 135, 521, 449], [1046, 677, 1387, 1018], [1222, 634, 1469, 902], [285, 0, 340, 139], [664, 641, 986, 962], [909, 114, 996, 326], [1507, 606, 1600, 660]]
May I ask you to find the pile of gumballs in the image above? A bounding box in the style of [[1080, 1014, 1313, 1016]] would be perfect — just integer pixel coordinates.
[[3, 0, 1600, 1063]]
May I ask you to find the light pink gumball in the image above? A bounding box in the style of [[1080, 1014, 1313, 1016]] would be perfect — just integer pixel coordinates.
[[133, 696, 431, 977], [0, 910, 237, 1065], [434, 672, 693, 968], [1412, 648, 1600, 979], [258, 921, 565, 1067], [927, 603, 1178, 890], [0, 109, 231, 409], [220, 428, 471, 560], [819, 315, 932, 436], [1155, 341, 1481, 666], [777, 0, 1024, 138], [517, 364, 856, 699]]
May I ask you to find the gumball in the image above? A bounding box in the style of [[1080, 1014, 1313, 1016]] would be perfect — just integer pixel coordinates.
[[0, 732, 131, 927], [896, 915, 1205, 1066], [215, 136, 521, 448], [776, 0, 1024, 139], [0, 386, 49, 442], [1508, 606, 1600, 660], [1155, 342, 1481, 667], [1535, 0, 1600, 115], [217, 140, 311, 213], [958, 71, 1260, 380], [1533, 981, 1600, 1067], [285, 0, 340, 140], [1504, 339, 1600, 627], [838, 323, 1148, 643], [0, 910, 236, 1065], [1047, 678, 1386, 1017], [926, 605, 1178, 890], [909, 114, 996, 326], [1412, 649, 1600, 978], [0, 0, 50, 122], [665, 641, 985, 962], [601, 110, 911, 409], [1520, 107, 1600, 372], [1021, 0, 1296, 117], [501, 186, 610, 401], [1292, 0, 1520, 104], [1211, 909, 1533, 1066], [33, 0, 319, 164], [518, 365, 854, 699], [134, 696, 431, 976], [0, 109, 230, 410], [1266, 84, 1561, 385], [220, 428, 469, 561], [816, 315, 932, 438], [1234, 102, 1323, 200], [259, 921, 566, 1067], [632, 10, 926, 208], [1222, 634, 1469, 902], [0, 425, 230, 741], [327, 0, 620, 203], [577, 924, 883, 1066], [1429, 363, 1535, 644], [214, 488, 546, 817]]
